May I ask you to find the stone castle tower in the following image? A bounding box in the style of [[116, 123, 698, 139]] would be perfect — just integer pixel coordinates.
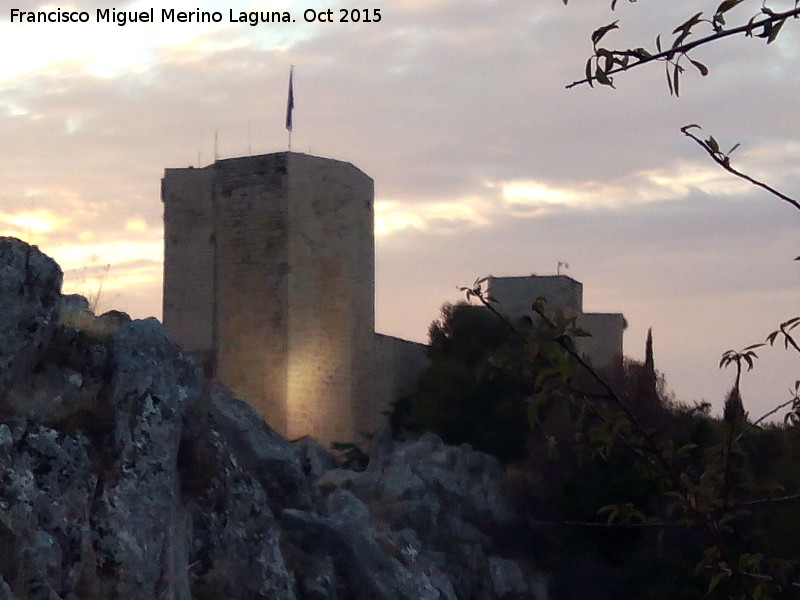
[[161, 152, 625, 446], [484, 275, 626, 374], [161, 152, 375, 443]]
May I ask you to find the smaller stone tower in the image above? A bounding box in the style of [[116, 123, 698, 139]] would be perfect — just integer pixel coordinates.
[[485, 274, 625, 373], [162, 152, 374, 445]]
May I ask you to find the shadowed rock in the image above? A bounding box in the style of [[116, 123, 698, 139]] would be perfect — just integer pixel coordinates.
[[0, 239, 545, 600], [0, 237, 62, 401]]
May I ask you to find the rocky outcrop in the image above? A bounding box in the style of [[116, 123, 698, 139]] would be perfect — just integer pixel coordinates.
[[0, 238, 62, 399], [0, 237, 545, 600]]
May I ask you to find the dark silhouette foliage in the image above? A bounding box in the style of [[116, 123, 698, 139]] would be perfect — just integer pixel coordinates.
[[392, 302, 530, 462]]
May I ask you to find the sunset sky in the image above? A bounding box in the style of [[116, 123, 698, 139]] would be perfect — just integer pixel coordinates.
[[1, 0, 798, 419]]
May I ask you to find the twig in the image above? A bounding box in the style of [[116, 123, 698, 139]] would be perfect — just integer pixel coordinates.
[[747, 397, 798, 432], [682, 128, 800, 212], [731, 492, 800, 510], [566, 8, 800, 89]]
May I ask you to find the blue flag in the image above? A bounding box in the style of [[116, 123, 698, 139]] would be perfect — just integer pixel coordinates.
[[285, 67, 294, 132]]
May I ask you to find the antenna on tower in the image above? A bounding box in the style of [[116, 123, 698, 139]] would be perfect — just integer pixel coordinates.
[[214, 131, 219, 161]]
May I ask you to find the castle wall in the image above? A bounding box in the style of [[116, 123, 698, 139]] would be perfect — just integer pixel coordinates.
[[485, 275, 583, 318], [161, 167, 215, 368], [285, 154, 375, 444], [485, 274, 624, 373], [577, 313, 626, 374], [212, 155, 292, 433], [367, 334, 429, 434]]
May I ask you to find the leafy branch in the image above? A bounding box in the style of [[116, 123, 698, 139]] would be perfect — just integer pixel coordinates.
[[680, 125, 800, 212], [728, 317, 800, 432], [565, 2, 800, 93]]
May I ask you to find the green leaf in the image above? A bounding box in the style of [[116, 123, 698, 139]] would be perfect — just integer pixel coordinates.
[[677, 443, 698, 458], [597, 504, 618, 525], [673, 12, 704, 35], [672, 30, 690, 50], [708, 571, 726, 594], [746, 15, 758, 37], [706, 136, 720, 154], [585, 58, 594, 88], [689, 59, 708, 76], [767, 18, 786, 44], [665, 64, 673, 95], [591, 21, 620, 47], [716, 0, 745, 15]]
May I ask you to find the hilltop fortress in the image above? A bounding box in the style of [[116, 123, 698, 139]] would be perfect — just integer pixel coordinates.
[[162, 152, 624, 445]]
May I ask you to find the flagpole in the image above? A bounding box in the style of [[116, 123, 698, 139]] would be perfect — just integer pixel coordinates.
[[286, 65, 294, 151]]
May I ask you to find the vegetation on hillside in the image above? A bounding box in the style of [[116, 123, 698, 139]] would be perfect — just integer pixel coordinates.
[[390, 288, 800, 598]]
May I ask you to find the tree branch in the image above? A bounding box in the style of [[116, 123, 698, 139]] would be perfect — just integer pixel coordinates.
[[566, 8, 800, 90], [731, 492, 800, 510], [681, 126, 800, 212], [748, 397, 798, 432]]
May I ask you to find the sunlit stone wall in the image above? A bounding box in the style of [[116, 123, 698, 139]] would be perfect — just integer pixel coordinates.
[[213, 154, 292, 433], [284, 153, 375, 443], [162, 152, 375, 446]]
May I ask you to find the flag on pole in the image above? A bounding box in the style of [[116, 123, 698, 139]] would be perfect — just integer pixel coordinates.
[[285, 66, 294, 132]]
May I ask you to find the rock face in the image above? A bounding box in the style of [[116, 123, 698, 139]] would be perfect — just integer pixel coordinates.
[[0, 238, 545, 600], [0, 238, 62, 399]]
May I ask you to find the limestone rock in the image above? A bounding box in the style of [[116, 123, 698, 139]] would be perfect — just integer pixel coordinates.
[[185, 382, 298, 599], [59, 294, 89, 314], [185, 411, 297, 600], [313, 433, 538, 600], [0, 238, 546, 600], [293, 435, 340, 482], [0, 237, 62, 400], [208, 382, 312, 513], [91, 317, 202, 600], [0, 422, 97, 600], [0, 577, 21, 600]]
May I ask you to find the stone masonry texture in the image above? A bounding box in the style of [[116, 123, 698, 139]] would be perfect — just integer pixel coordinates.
[[162, 153, 377, 446]]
